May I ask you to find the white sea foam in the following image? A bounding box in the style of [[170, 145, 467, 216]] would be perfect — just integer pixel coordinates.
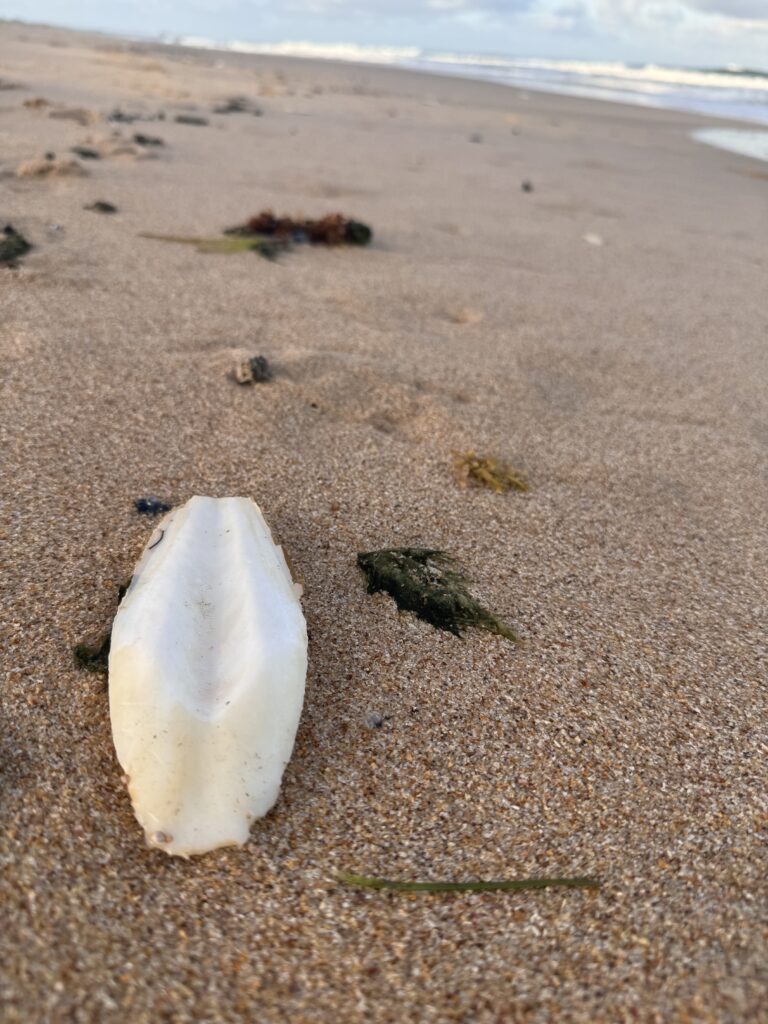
[[170, 37, 768, 127], [693, 128, 768, 163]]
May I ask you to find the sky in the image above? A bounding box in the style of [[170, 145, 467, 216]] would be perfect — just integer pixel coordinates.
[[4, 1, 768, 70]]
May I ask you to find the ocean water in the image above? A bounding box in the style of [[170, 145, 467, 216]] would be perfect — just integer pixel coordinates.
[[175, 38, 768, 162]]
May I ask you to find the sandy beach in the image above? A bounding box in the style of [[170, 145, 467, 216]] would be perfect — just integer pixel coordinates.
[[1, 19, 767, 1023]]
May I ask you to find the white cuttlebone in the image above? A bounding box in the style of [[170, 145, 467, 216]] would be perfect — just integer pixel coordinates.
[[108, 496, 307, 857]]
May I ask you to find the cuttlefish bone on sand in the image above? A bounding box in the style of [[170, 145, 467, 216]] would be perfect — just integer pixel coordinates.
[[108, 496, 307, 857]]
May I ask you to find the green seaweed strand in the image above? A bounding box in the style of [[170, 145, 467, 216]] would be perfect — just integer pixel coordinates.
[[336, 872, 599, 893]]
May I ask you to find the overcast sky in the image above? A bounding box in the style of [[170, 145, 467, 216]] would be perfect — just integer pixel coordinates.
[[6, 1, 768, 69]]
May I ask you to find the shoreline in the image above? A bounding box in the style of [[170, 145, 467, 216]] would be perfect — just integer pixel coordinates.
[[4, 16, 768, 136]]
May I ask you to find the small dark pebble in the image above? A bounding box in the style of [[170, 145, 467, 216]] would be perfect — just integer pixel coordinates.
[[71, 146, 101, 159], [85, 201, 118, 214], [235, 355, 273, 384], [365, 712, 386, 729], [175, 114, 209, 126], [213, 96, 263, 116], [44, 151, 55, 161], [135, 496, 172, 516], [73, 636, 111, 673], [109, 109, 136, 123], [0, 224, 32, 267], [521, 180, 534, 193], [470, 132, 483, 144], [133, 133, 164, 146]]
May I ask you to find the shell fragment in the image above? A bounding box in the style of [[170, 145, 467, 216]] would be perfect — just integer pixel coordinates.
[[108, 496, 307, 857]]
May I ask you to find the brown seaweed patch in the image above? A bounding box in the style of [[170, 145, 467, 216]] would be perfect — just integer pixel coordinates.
[[226, 210, 372, 246], [357, 547, 516, 640], [454, 451, 528, 494]]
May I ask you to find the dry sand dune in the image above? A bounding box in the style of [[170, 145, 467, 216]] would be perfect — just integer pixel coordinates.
[[1, 20, 766, 1024]]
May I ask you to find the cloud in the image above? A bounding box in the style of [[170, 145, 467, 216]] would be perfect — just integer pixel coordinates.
[[286, 0, 533, 12], [595, 0, 768, 23], [684, 0, 768, 18]]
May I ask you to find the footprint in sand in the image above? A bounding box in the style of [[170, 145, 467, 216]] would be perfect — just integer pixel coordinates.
[[275, 350, 456, 442]]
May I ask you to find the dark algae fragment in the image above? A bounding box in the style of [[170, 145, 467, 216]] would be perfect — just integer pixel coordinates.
[[212, 96, 263, 115], [0, 225, 32, 267], [174, 114, 209, 126], [71, 146, 100, 159], [85, 200, 118, 214], [135, 496, 172, 516], [73, 636, 111, 673], [337, 872, 599, 893], [73, 581, 131, 674], [133, 133, 164, 146], [357, 547, 516, 640], [235, 355, 273, 384]]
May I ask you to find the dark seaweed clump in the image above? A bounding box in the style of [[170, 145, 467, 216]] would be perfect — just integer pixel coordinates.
[[235, 355, 272, 384], [357, 547, 516, 640], [226, 211, 372, 247], [213, 96, 262, 116], [135, 496, 172, 516], [71, 146, 100, 160], [175, 114, 208, 126], [73, 582, 131, 673], [133, 133, 164, 146], [73, 635, 111, 673], [85, 201, 118, 214], [0, 224, 32, 267]]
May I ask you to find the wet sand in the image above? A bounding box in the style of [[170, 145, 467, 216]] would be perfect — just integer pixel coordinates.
[[1, 19, 766, 1024]]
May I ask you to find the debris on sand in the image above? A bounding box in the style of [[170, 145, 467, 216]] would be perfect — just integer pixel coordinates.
[[0, 225, 32, 267], [71, 145, 101, 160], [73, 635, 111, 673], [521, 180, 534, 193], [139, 232, 287, 260], [357, 547, 517, 640], [85, 201, 118, 214], [225, 211, 373, 246], [213, 96, 263, 116], [23, 97, 50, 109], [0, 79, 21, 91], [134, 496, 172, 516], [16, 155, 87, 178], [49, 106, 101, 126], [454, 451, 528, 494], [133, 133, 164, 146], [73, 581, 131, 673], [447, 307, 483, 325], [108, 108, 139, 123], [235, 355, 273, 384], [174, 114, 209, 126], [108, 108, 165, 124], [583, 233, 604, 247]]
